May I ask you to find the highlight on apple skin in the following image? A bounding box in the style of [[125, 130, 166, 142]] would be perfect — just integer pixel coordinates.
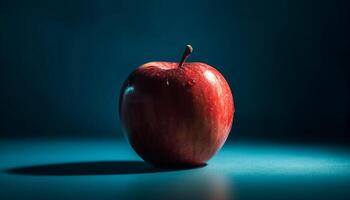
[[119, 45, 234, 167]]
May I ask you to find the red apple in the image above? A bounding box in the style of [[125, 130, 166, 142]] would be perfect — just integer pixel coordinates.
[[119, 45, 234, 167]]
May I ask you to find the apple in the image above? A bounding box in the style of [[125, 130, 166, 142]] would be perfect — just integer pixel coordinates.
[[119, 45, 234, 167]]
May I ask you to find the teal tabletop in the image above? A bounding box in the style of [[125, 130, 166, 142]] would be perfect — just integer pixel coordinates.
[[1, 139, 350, 200]]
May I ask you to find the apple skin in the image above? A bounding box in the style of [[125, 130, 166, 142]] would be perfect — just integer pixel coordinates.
[[119, 60, 234, 167]]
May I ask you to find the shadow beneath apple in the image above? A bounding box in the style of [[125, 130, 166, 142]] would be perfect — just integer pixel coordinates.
[[5, 161, 205, 176]]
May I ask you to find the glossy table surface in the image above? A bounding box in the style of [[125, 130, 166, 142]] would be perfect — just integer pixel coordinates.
[[1, 139, 350, 200]]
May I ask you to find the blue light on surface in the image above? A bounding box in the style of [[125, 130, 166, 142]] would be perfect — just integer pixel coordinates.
[[1, 140, 350, 200], [211, 144, 350, 176]]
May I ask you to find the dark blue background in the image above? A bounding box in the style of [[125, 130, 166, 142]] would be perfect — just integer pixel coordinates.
[[1, 0, 349, 144]]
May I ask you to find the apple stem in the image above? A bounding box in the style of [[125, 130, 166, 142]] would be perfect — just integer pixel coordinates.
[[178, 45, 193, 68]]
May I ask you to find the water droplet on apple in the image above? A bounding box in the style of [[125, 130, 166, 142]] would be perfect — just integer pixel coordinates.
[[186, 79, 196, 87]]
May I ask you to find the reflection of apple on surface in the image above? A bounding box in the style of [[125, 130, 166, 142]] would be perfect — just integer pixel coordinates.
[[119, 45, 234, 167]]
